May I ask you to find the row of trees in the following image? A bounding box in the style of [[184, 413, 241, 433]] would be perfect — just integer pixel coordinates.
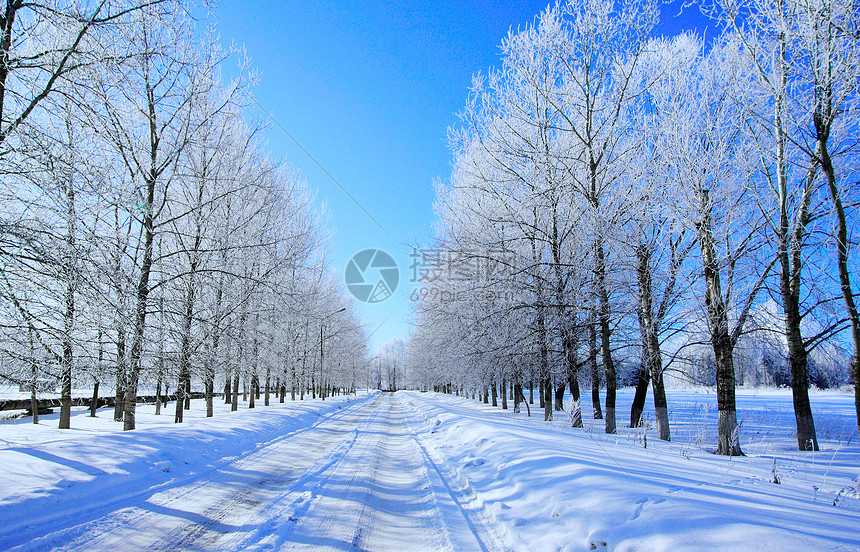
[[0, 1, 369, 430], [407, 0, 859, 455], [375, 338, 405, 391]]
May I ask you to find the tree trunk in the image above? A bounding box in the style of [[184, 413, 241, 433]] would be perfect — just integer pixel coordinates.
[[205, 377, 214, 418], [93, 331, 104, 418], [300, 334, 307, 400], [562, 330, 583, 427], [59, 290, 74, 429], [518, 384, 530, 417], [124, 163, 158, 431], [568, 366, 582, 428], [30, 388, 38, 424], [154, 375, 162, 416], [636, 242, 671, 441], [513, 381, 522, 413], [543, 376, 553, 422], [175, 278, 196, 424], [205, 291, 223, 419], [633, 246, 651, 431], [175, 373, 186, 423], [698, 189, 742, 456], [780, 193, 819, 451], [90, 381, 99, 417], [554, 382, 565, 412], [820, 136, 860, 450], [715, 340, 742, 456], [630, 359, 649, 428], [501, 377, 508, 410], [491, 379, 498, 407], [538, 379, 545, 409], [58, 167, 77, 430], [529, 376, 534, 404], [264, 367, 270, 406], [114, 329, 126, 423], [224, 371, 232, 404], [589, 316, 603, 419], [550, 215, 578, 422], [651, 367, 670, 442], [595, 239, 616, 434], [231, 369, 239, 412], [763, 54, 819, 450]]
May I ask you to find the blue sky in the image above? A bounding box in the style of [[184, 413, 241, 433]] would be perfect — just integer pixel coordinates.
[[212, 1, 713, 353]]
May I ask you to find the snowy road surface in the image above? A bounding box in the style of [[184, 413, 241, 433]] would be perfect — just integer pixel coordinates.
[[0, 393, 506, 552]]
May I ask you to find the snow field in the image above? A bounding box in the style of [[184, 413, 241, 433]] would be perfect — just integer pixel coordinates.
[[0, 392, 376, 550], [400, 389, 860, 552]]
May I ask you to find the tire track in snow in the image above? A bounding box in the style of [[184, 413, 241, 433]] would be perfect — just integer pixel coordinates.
[[400, 395, 512, 552], [346, 396, 449, 552], [258, 398, 389, 551], [147, 395, 379, 552], [240, 393, 478, 551]]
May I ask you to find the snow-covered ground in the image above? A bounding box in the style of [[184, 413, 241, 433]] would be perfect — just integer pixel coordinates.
[[0, 392, 505, 551], [0, 388, 856, 551], [402, 388, 860, 551]]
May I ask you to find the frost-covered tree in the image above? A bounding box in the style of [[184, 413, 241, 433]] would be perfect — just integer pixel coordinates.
[[707, 0, 860, 450], [547, 0, 659, 433], [652, 35, 777, 456]]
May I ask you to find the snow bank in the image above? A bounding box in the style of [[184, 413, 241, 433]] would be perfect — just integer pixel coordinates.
[[0, 392, 376, 547], [401, 390, 860, 552]]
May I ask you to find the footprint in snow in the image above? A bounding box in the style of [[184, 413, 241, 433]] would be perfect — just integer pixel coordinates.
[[629, 498, 647, 521]]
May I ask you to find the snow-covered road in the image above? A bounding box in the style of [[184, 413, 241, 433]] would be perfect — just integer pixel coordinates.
[[2, 388, 858, 551], [1, 393, 506, 552]]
